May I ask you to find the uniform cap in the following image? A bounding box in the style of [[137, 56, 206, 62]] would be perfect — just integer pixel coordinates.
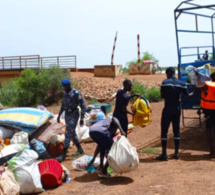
[[61, 78, 70, 86]]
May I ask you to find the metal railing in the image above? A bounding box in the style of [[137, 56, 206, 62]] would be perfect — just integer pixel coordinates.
[[41, 55, 76, 69], [0, 55, 76, 70]]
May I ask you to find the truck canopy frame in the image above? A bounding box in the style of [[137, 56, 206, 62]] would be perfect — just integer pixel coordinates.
[[175, 0, 215, 127]]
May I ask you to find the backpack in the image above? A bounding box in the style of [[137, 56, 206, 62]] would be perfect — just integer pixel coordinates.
[[131, 97, 152, 127]]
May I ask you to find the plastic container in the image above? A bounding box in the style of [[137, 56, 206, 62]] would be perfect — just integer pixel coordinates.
[[38, 159, 63, 189], [86, 104, 111, 115]]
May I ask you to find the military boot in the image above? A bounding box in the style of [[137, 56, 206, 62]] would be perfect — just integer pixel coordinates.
[[56, 148, 68, 162], [72, 143, 84, 156]]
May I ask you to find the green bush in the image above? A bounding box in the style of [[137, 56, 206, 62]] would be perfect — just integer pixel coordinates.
[[145, 87, 161, 102], [127, 51, 157, 67], [0, 79, 19, 106], [0, 66, 73, 107], [131, 80, 161, 102], [131, 79, 147, 97], [210, 54, 213, 60], [122, 67, 129, 73]]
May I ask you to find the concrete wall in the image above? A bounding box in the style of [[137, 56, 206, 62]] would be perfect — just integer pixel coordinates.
[[77, 68, 94, 73], [129, 63, 153, 75], [94, 65, 122, 77], [0, 70, 22, 83]]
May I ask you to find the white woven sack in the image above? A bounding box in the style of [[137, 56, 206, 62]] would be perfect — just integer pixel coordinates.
[[0, 169, 20, 195], [8, 149, 43, 194], [11, 131, 29, 145], [107, 136, 139, 174]]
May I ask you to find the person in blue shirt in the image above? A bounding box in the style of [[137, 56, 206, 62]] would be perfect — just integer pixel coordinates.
[[56, 78, 86, 162], [156, 67, 194, 161], [113, 79, 140, 137]]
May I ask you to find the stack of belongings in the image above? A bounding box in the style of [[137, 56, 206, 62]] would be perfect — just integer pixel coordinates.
[[0, 107, 54, 162], [184, 63, 211, 86], [71, 104, 137, 174], [0, 107, 71, 194], [85, 109, 105, 126]]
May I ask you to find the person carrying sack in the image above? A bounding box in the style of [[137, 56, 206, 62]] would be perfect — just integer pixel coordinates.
[[88, 117, 126, 178]]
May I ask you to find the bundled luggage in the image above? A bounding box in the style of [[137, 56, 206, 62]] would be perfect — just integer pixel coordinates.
[[108, 136, 139, 174]]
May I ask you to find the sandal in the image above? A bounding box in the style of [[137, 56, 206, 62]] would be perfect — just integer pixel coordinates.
[[98, 173, 111, 178]]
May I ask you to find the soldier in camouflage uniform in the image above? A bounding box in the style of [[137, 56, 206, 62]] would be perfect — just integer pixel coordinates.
[[56, 78, 86, 162]]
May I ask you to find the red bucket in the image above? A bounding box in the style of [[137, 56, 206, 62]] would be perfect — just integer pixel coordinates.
[[38, 159, 63, 189], [47, 143, 64, 158]]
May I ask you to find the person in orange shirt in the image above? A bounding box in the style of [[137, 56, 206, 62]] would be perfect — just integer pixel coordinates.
[[197, 71, 215, 158]]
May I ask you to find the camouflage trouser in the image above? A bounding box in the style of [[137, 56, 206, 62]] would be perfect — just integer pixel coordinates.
[[64, 110, 79, 148]]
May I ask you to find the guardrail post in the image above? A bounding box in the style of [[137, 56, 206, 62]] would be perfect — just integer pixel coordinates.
[[41, 58, 43, 68], [2, 57, 4, 70], [38, 56, 40, 69], [75, 56, 77, 69], [10, 59, 12, 69], [57, 57, 59, 67], [19, 56, 22, 69]]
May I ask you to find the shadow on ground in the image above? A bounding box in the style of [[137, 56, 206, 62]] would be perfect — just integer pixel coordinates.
[[138, 120, 213, 162], [146, 121, 208, 152], [74, 173, 134, 185]]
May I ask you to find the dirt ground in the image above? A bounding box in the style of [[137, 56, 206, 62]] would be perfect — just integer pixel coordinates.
[[71, 72, 162, 99], [44, 73, 215, 195]]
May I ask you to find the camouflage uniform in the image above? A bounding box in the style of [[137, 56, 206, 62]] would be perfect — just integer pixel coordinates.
[[60, 88, 86, 148]]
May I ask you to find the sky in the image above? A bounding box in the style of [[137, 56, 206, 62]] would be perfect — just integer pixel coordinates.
[[0, 0, 214, 68]]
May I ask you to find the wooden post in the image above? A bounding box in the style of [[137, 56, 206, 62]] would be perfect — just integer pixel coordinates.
[[111, 31, 118, 65], [137, 34, 140, 63]]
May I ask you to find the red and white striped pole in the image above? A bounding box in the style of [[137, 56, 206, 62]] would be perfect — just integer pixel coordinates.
[[137, 34, 140, 64], [111, 31, 118, 65]]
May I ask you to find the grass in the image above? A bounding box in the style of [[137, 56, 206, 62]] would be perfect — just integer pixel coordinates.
[[89, 98, 98, 104], [139, 147, 161, 154]]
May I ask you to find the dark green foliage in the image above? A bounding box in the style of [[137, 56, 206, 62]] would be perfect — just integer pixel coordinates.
[[145, 87, 161, 102], [0, 79, 19, 106], [122, 67, 129, 73], [127, 51, 157, 67], [131, 79, 147, 97], [0, 66, 73, 107], [131, 79, 161, 102]]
